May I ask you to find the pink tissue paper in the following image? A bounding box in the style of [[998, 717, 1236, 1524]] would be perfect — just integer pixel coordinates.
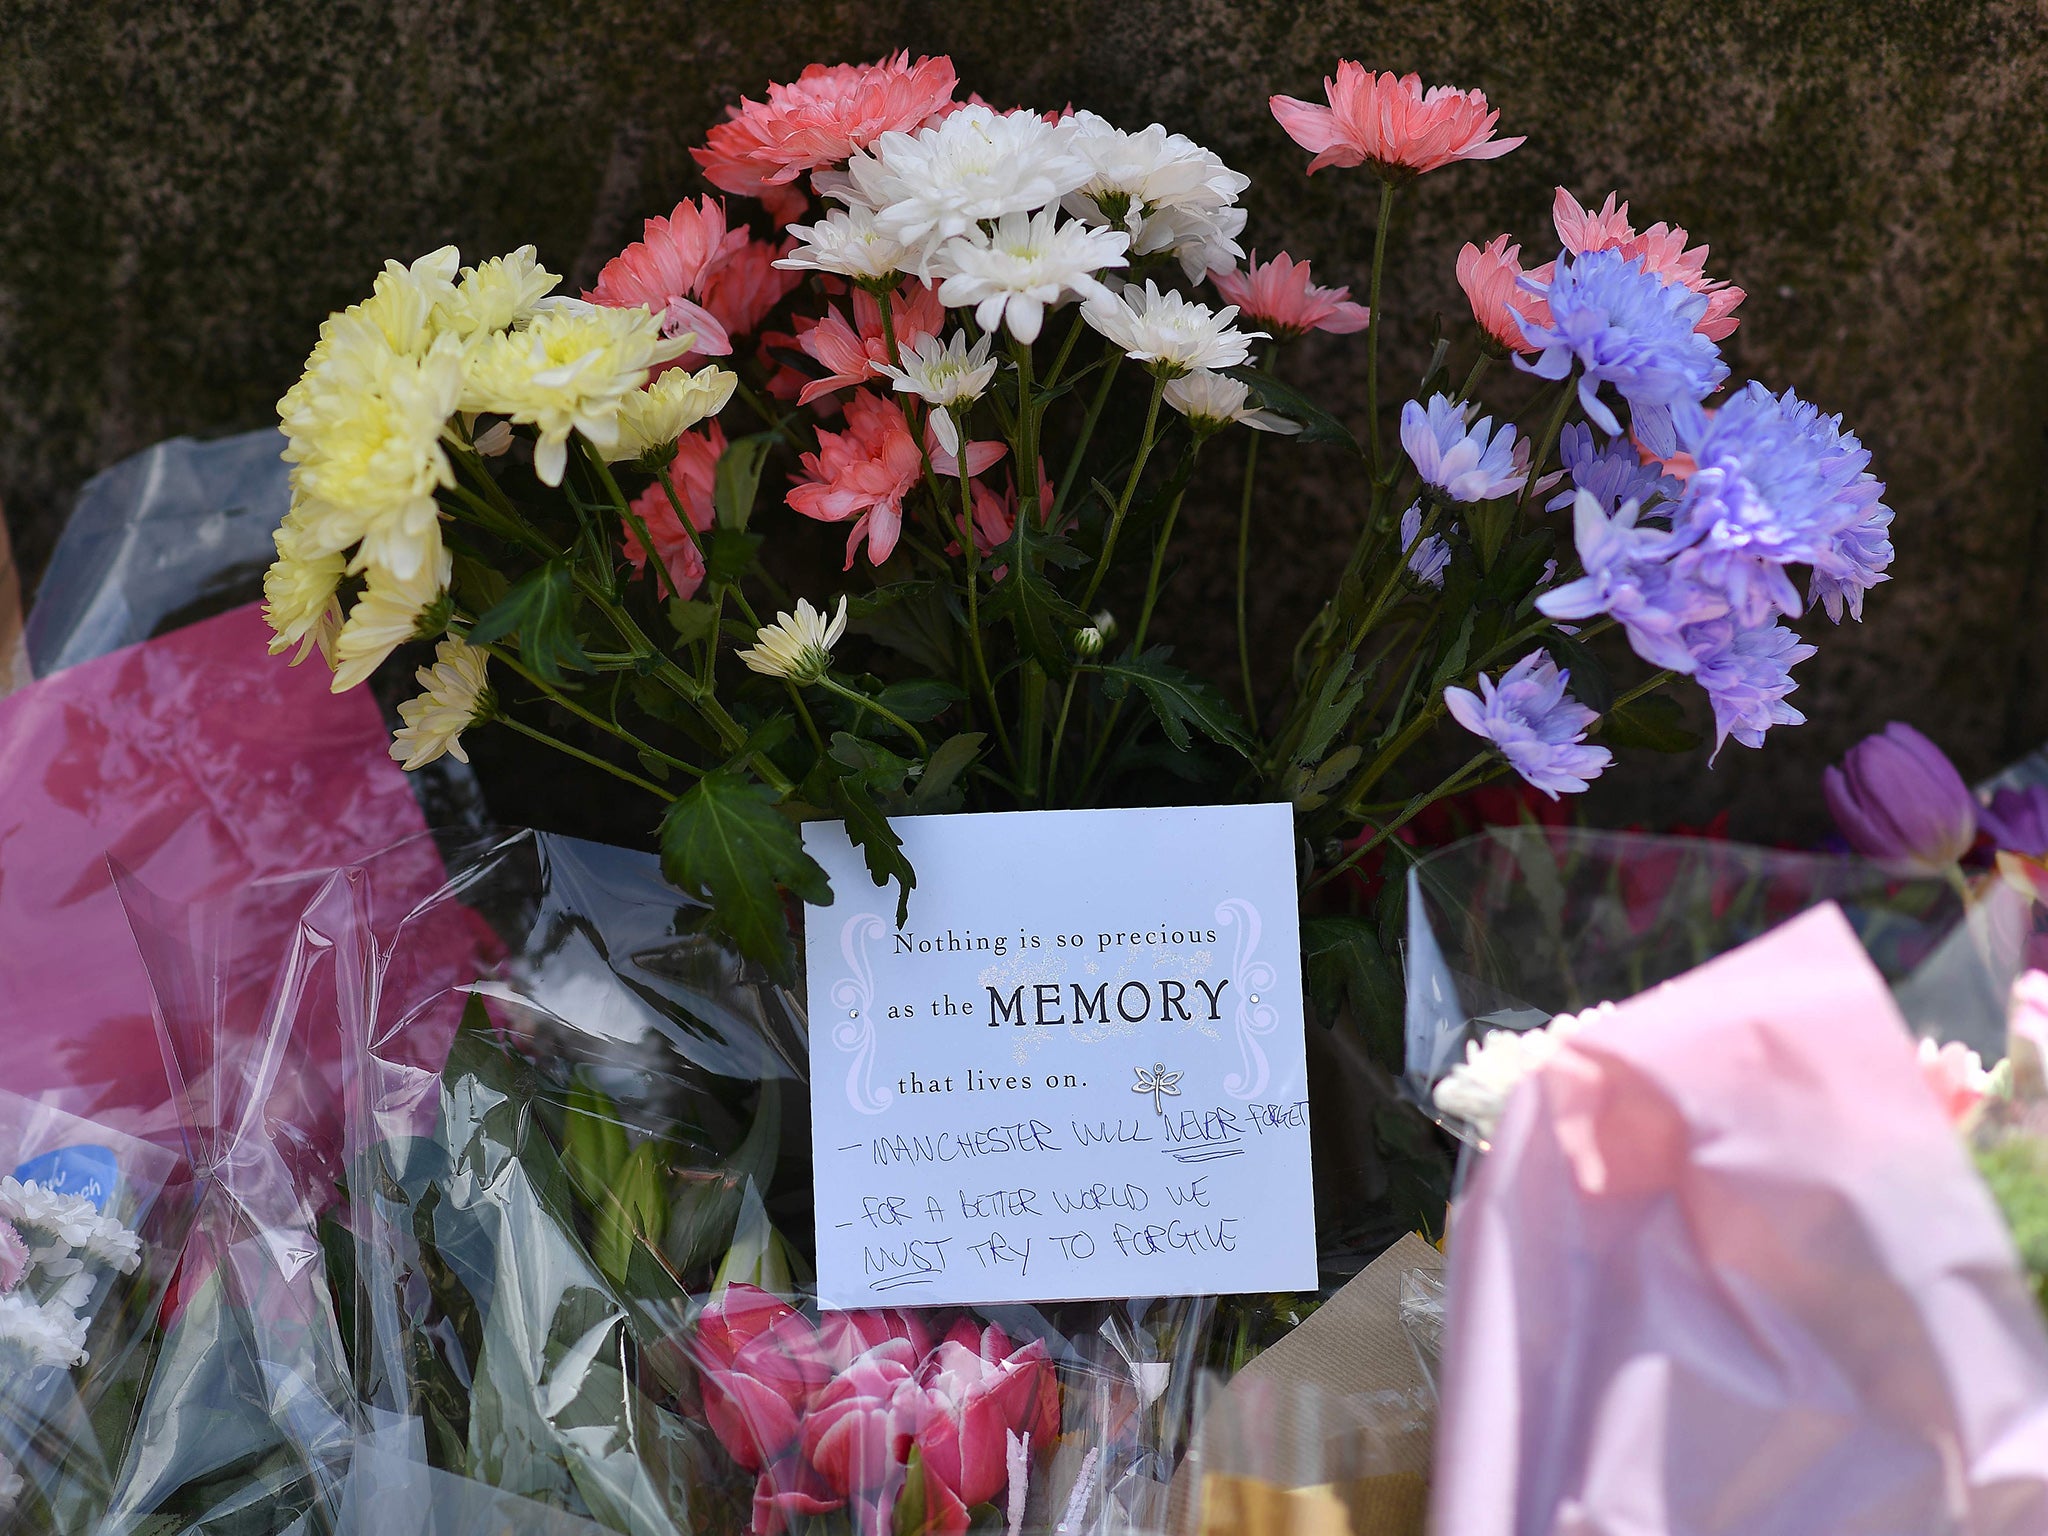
[[1432, 901, 2048, 1535]]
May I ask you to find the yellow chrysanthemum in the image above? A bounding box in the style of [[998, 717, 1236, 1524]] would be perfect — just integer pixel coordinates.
[[460, 300, 688, 486], [279, 332, 465, 581], [329, 551, 452, 693], [390, 637, 492, 769], [438, 246, 561, 341], [262, 511, 345, 665], [288, 248, 460, 385], [607, 365, 738, 462]]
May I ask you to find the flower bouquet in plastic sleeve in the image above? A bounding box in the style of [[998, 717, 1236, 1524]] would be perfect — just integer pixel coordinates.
[[0, 1094, 187, 1531]]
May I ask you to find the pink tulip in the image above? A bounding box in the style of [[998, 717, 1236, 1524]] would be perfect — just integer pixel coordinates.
[[803, 1349, 930, 1496], [914, 1333, 1059, 1505], [752, 1454, 843, 1536], [703, 1365, 806, 1472]]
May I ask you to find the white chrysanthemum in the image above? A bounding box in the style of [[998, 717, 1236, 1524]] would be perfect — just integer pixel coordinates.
[[0, 1451, 22, 1518], [82, 1212, 142, 1276], [461, 300, 688, 485], [263, 511, 345, 665], [930, 208, 1129, 344], [0, 1178, 98, 1251], [390, 637, 492, 770], [438, 245, 561, 339], [875, 331, 997, 457], [738, 597, 848, 684], [776, 206, 914, 284], [1432, 1003, 1614, 1141], [834, 106, 1094, 271], [1061, 112, 1249, 281], [0, 1293, 88, 1370], [1163, 369, 1300, 436], [1083, 280, 1266, 376], [329, 549, 452, 693], [608, 365, 738, 462]]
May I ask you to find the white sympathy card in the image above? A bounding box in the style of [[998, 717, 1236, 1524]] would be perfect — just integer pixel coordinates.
[[802, 802, 1317, 1309]]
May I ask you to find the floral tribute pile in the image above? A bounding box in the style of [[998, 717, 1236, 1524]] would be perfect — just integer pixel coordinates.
[[257, 51, 1895, 986]]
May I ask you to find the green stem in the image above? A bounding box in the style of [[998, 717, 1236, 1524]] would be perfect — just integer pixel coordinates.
[[484, 644, 700, 777], [1080, 370, 1168, 609], [732, 379, 805, 450], [955, 456, 1016, 769], [1512, 382, 1576, 528], [498, 714, 677, 802], [1011, 336, 1039, 525], [1235, 432, 1262, 727], [1041, 306, 1089, 394], [1362, 180, 1396, 479], [817, 675, 928, 754], [1310, 749, 1490, 893], [1131, 447, 1200, 655], [1453, 353, 1490, 404], [1344, 498, 1440, 655], [1044, 676, 1080, 804], [1052, 350, 1122, 523]]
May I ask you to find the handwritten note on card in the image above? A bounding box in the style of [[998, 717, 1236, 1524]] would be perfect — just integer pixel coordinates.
[[803, 803, 1318, 1309]]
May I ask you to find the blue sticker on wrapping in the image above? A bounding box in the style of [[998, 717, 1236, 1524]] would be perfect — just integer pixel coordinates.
[[11, 1146, 121, 1211]]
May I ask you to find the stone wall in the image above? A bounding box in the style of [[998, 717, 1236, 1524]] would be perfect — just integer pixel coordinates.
[[5, 0, 2044, 838]]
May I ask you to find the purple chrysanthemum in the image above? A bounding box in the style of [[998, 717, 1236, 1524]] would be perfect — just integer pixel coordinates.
[[1399, 393, 1527, 502], [1444, 649, 1614, 798], [1516, 249, 1728, 457], [1666, 383, 1894, 626], [1400, 502, 1452, 587], [1681, 618, 1816, 756], [1544, 422, 1682, 514], [1538, 490, 1730, 672]]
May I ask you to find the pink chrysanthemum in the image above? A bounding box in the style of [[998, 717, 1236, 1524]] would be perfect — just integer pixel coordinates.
[[694, 54, 959, 194], [699, 238, 803, 348], [1210, 252, 1369, 340], [1456, 235, 1550, 356], [1270, 65, 1523, 179], [1548, 189, 1746, 341], [586, 197, 750, 354], [792, 282, 944, 406], [0, 1220, 25, 1294], [624, 423, 723, 601], [788, 391, 1001, 568]]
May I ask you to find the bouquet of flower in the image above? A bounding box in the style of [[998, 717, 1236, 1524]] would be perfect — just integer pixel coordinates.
[[0, 1097, 177, 1532], [256, 51, 1895, 1000]]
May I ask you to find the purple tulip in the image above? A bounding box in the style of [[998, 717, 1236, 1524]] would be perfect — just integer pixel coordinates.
[[1823, 722, 1978, 870], [1981, 784, 2048, 858]]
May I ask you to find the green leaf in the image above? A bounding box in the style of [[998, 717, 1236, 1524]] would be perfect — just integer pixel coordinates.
[[826, 731, 916, 797], [1227, 367, 1366, 456], [1600, 692, 1702, 753], [910, 733, 984, 812], [451, 550, 510, 620], [1427, 609, 1476, 693], [562, 1074, 629, 1203], [986, 516, 1090, 674], [828, 772, 914, 925], [659, 771, 831, 974], [666, 599, 717, 646], [1301, 915, 1404, 1063], [849, 582, 958, 676], [1544, 631, 1611, 713], [873, 678, 965, 723], [1100, 647, 1256, 758], [467, 558, 589, 683], [702, 527, 764, 587], [713, 431, 777, 530], [665, 1082, 782, 1278], [722, 714, 797, 776], [1293, 655, 1369, 768], [594, 1140, 670, 1289]]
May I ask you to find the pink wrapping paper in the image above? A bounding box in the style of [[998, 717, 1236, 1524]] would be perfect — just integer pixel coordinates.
[[0, 602, 463, 1136], [1433, 902, 2048, 1535]]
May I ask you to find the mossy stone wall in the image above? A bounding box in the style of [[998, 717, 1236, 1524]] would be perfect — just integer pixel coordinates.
[[5, 1, 2044, 837]]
